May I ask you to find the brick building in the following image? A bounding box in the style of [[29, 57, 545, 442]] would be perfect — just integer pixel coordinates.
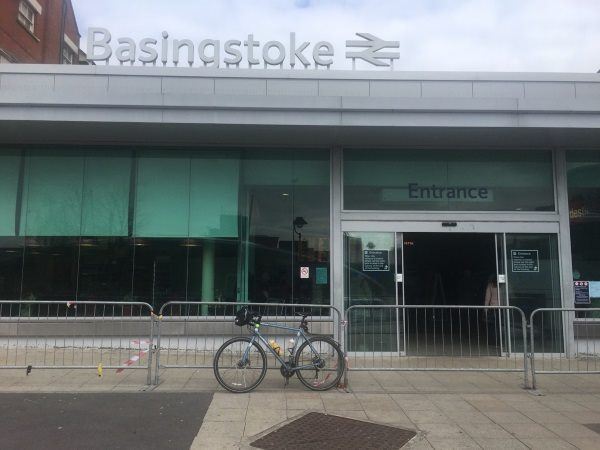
[[0, 0, 83, 64]]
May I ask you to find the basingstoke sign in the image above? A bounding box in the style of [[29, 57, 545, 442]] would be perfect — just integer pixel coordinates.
[[87, 28, 399, 69]]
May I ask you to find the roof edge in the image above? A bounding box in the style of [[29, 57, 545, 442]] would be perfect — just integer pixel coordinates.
[[1, 64, 600, 83]]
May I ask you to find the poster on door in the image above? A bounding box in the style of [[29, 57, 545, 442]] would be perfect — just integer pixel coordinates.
[[510, 249, 539, 273], [574, 281, 591, 304], [363, 249, 390, 271]]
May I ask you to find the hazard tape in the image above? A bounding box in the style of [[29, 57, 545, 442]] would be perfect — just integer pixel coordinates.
[[116, 339, 150, 373]]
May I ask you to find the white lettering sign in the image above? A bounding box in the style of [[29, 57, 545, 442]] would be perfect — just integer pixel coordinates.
[[87, 29, 399, 70]]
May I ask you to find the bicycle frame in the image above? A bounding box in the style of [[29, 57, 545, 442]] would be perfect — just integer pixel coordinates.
[[242, 321, 323, 371]]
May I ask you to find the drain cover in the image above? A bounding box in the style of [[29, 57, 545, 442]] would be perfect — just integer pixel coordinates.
[[250, 412, 416, 449]]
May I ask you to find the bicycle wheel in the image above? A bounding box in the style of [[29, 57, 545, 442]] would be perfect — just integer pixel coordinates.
[[295, 336, 344, 391], [213, 337, 267, 393]]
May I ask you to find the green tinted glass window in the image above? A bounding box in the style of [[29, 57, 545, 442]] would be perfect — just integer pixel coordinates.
[[81, 152, 131, 236], [189, 151, 240, 238], [343, 149, 555, 211], [134, 150, 190, 237], [0, 150, 21, 236], [22, 151, 84, 236]]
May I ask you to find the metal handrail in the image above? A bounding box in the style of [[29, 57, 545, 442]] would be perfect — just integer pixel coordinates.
[[153, 301, 343, 385], [343, 304, 530, 388]]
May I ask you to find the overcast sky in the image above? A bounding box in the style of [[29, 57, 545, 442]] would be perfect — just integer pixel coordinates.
[[72, 0, 600, 72]]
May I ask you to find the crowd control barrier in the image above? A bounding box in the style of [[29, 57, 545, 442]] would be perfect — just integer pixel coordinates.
[[530, 307, 600, 389], [154, 301, 342, 385], [0, 300, 155, 384], [344, 305, 530, 388]]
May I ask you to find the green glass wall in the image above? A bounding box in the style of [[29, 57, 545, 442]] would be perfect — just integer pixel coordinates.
[[0, 148, 330, 309], [567, 150, 600, 315], [343, 149, 555, 211]]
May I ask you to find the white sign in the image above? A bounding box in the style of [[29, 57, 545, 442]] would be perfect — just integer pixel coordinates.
[[300, 267, 309, 279], [87, 28, 399, 70]]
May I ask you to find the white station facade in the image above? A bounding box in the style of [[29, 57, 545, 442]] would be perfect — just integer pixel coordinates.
[[1, 42, 600, 351]]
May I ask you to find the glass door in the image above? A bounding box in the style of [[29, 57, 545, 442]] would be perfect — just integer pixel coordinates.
[[505, 233, 562, 353], [344, 231, 400, 352]]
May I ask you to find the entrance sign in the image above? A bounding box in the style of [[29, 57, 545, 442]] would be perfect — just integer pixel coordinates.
[[381, 185, 494, 203], [511, 250, 539, 273], [87, 28, 399, 69], [408, 183, 490, 201], [363, 249, 389, 271], [574, 281, 591, 304]]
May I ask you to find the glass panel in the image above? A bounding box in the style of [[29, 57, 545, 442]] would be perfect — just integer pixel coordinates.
[[0, 150, 21, 236], [187, 238, 239, 304], [506, 233, 561, 352], [567, 150, 600, 316], [344, 231, 397, 351], [134, 150, 190, 237], [81, 152, 131, 237], [189, 152, 240, 238], [78, 237, 134, 302], [290, 153, 330, 305], [132, 238, 188, 309], [241, 150, 330, 304], [0, 147, 331, 308], [21, 237, 79, 301], [242, 151, 293, 303], [22, 151, 84, 236], [0, 237, 23, 299], [343, 149, 555, 211]]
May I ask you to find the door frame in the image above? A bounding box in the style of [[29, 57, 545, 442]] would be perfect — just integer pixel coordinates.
[[341, 220, 561, 356]]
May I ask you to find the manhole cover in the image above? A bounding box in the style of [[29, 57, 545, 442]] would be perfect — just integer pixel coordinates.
[[584, 423, 600, 434], [250, 412, 416, 450]]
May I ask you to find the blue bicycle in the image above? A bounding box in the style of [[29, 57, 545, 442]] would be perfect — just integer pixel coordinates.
[[213, 307, 344, 393]]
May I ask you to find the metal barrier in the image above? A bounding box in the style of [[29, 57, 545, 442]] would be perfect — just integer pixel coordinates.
[[154, 301, 342, 385], [344, 305, 530, 388], [0, 301, 155, 384], [530, 308, 600, 389]]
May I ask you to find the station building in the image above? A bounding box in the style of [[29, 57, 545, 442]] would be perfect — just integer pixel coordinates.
[[0, 64, 599, 351]]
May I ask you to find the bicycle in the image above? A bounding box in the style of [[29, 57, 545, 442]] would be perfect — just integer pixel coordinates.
[[213, 307, 345, 393]]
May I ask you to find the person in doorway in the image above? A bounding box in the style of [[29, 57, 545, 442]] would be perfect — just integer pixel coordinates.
[[484, 275, 500, 353], [484, 275, 499, 307]]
